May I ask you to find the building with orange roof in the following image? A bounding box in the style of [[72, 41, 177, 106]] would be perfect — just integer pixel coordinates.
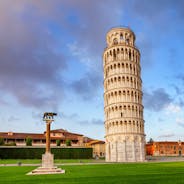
[[86, 140, 105, 158], [0, 129, 84, 147], [146, 141, 184, 156]]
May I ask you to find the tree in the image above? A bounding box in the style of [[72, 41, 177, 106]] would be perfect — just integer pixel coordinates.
[[0, 137, 4, 145], [148, 138, 154, 143], [65, 139, 71, 146], [10, 142, 16, 146], [26, 137, 32, 146], [56, 139, 61, 146]]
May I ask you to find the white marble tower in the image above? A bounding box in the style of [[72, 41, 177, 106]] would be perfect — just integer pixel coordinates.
[[103, 27, 145, 162]]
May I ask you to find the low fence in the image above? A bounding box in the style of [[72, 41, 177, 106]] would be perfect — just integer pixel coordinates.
[[0, 146, 92, 159]]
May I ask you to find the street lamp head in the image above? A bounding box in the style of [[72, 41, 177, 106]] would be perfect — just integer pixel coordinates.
[[43, 112, 57, 122]]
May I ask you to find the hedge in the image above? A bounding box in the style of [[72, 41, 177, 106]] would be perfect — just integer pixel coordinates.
[[0, 147, 92, 159]]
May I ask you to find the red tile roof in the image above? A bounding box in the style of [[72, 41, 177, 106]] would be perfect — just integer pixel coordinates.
[[50, 129, 83, 136], [0, 132, 45, 139], [88, 140, 105, 145], [154, 141, 180, 144], [0, 129, 83, 141], [50, 129, 66, 132]]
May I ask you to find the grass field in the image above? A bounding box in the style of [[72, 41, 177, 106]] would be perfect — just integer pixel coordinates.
[[1, 162, 184, 184]]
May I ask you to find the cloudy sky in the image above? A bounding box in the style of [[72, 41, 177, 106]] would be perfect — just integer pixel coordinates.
[[0, 0, 184, 141]]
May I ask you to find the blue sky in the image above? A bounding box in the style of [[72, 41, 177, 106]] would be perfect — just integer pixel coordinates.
[[0, 0, 184, 141]]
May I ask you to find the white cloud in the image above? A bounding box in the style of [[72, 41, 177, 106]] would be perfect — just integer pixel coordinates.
[[67, 41, 100, 71], [158, 133, 175, 138], [8, 116, 20, 122], [165, 103, 181, 114], [176, 118, 184, 128]]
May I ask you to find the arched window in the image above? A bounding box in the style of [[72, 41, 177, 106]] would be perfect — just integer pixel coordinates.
[[113, 49, 116, 59], [110, 50, 112, 56], [121, 112, 123, 117], [120, 33, 123, 40], [126, 38, 129, 44], [117, 48, 120, 54], [129, 51, 131, 60], [113, 38, 118, 45]]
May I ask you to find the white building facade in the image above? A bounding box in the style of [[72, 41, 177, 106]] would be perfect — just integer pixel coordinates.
[[103, 27, 145, 162]]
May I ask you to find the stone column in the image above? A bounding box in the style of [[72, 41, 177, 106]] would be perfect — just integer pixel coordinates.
[[46, 121, 51, 153], [140, 140, 145, 161], [106, 142, 109, 161], [123, 140, 127, 162], [116, 141, 118, 162], [132, 138, 136, 161], [42, 120, 54, 168], [109, 142, 111, 161]]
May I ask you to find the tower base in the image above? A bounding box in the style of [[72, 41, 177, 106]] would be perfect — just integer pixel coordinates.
[[105, 135, 146, 163]]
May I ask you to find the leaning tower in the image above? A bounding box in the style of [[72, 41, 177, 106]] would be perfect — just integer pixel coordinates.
[[103, 27, 145, 162]]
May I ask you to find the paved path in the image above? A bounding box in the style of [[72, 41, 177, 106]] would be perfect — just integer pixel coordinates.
[[0, 162, 110, 167], [1, 157, 184, 167]]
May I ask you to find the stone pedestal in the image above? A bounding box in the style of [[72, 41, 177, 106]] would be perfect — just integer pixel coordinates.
[[42, 152, 54, 168], [27, 153, 65, 175]]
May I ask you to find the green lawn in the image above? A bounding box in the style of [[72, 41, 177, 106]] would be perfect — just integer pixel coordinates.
[[0, 162, 184, 184], [0, 159, 41, 164]]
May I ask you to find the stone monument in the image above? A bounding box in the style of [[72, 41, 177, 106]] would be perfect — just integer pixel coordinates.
[[27, 112, 65, 175], [103, 27, 146, 162]]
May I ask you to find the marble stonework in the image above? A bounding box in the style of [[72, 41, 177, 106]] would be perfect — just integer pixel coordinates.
[[103, 27, 146, 162]]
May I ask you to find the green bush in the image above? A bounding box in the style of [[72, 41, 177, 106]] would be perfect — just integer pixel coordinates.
[[56, 140, 61, 146], [4, 142, 16, 146], [0, 147, 92, 159], [26, 137, 32, 146], [0, 137, 4, 146], [65, 139, 71, 146]]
